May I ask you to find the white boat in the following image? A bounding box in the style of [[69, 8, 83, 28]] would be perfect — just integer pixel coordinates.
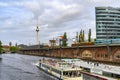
[[63, 59, 119, 80], [35, 58, 82, 80]]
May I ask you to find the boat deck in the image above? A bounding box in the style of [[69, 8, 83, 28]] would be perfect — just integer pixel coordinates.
[[74, 60, 120, 75], [36, 58, 119, 80], [63, 59, 120, 80], [39, 59, 82, 80]]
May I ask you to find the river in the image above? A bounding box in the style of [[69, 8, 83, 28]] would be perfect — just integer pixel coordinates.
[[0, 53, 58, 80]]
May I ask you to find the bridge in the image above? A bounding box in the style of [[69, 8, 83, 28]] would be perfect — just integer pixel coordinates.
[[19, 44, 120, 64]]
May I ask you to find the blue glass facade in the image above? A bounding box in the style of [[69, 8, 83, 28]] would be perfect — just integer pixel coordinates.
[[95, 7, 120, 44]]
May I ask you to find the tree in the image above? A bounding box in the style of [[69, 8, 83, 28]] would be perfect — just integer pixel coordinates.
[[88, 29, 91, 42], [79, 29, 82, 42], [10, 46, 19, 53], [15, 42, 18, 47], [0, 41, 3, 53], [9, 42, 12, 47], [76, 32, 79, 42], [82, 30, 85, 42], [62, 32, 67, 47]]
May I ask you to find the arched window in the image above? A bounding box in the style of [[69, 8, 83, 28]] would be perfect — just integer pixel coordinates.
[[114, 50, 120, 60], [82, 50, 92, 58]]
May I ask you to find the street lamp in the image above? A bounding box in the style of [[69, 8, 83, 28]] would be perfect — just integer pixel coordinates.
[[59, 38, 63, 80], [59, 38, 63, 63], [105, 24, 109, 44]]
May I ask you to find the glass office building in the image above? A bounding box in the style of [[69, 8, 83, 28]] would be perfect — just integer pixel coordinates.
[[95, 7, 120, 44]]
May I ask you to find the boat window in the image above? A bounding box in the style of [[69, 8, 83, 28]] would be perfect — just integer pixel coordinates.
[[63, 71, 81, 77], [51, 68, 61, 74]]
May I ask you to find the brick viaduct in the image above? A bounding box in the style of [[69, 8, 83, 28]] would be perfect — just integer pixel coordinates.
[[19, 44, 120, 63]]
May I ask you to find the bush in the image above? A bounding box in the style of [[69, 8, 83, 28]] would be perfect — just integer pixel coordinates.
[[10, 46, 19, 52]]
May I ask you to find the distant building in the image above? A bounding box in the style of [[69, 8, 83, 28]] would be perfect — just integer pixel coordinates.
[[49, 40, 56, 47], [95, 7, 120, 44], [18, 44, 49, 49], [18, 44, 28, 48], [2, 45, 10, 52]]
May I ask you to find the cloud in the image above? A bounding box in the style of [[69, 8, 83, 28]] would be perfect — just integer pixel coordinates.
[[40, 3, 83, 29], [22, 0, 45, 18], [0, 0, 120, 45], [0, 2, 8, 7]]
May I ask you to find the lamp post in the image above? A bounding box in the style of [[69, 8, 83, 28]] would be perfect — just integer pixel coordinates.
[[106, 24, 109, 44], [106, 24, 112, 61], [59, 39, 63, 80], [58, 38, 62, 59]]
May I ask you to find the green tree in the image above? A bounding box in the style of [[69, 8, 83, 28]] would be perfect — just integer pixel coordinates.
[[76, 32, 79, 42], [88, 29, 91, 42], [79, 29, 82, 42], [10, 46, 19, 53], [15, 42, 17, 47], [0, 41, 3, 53], [82, 30, 85, 42], [94, 38, 96, 41], [9, 42, 12, 47], [62, 32, 67, 47]]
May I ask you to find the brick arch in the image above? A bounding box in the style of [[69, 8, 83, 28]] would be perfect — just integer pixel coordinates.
[[113, 50, 120, 61], [112, 48, 119, 55], [82, 50, 93, 58]]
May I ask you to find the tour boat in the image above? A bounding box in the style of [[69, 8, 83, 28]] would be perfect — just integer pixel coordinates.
[[35, 58, 82, 80], [66, 59, 119, 80]]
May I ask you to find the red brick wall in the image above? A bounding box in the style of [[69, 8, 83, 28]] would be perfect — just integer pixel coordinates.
[[20, 45, 120, 63]]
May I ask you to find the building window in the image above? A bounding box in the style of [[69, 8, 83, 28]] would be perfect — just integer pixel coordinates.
[[114, 50, 120, 59], [105, 54, 108, 58], [82, 50, 92, 58], [116, 55, 120, 59]]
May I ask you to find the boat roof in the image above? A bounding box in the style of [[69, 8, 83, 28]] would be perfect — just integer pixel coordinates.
[[62, 68, 82, 71], [81, 71, 116, 80]]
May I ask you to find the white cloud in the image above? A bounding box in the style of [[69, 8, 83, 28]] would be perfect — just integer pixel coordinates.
[[0, 2, 8, 7], [0, 0, 120, 45]]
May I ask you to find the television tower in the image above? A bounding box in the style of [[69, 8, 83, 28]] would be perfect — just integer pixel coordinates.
[[36, 17, 39, 45]]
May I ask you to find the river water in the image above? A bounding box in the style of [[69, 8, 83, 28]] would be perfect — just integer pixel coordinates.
[[0, 53, 58, 80]]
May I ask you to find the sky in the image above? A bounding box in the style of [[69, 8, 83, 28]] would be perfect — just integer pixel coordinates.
[[0, 0, 120, 46]]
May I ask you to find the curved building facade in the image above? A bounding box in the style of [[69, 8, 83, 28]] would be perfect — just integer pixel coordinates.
[[95, 7, 120, 44]]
